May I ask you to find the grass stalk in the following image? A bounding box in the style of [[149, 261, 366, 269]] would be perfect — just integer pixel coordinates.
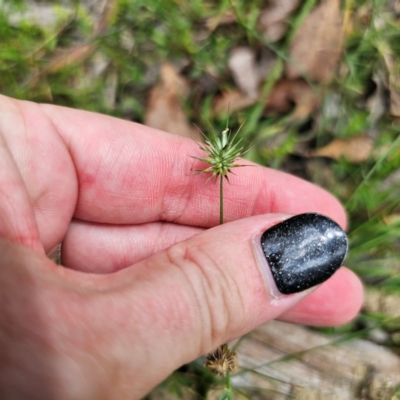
[[220, 175, 224, 225]]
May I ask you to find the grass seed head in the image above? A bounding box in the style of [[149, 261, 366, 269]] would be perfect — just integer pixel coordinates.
[[192, 122, 250, 182], [204, 344, 239, 377]]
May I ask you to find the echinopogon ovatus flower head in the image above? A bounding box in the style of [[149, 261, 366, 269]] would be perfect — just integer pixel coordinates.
[[192, 123, 250, 181], [203, 344, 239, 377]]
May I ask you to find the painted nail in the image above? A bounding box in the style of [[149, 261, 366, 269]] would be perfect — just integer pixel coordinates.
[[261, 213, 348, 295]]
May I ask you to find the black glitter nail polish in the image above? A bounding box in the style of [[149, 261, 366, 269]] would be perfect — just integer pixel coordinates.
[[260, 213, 348, 295]]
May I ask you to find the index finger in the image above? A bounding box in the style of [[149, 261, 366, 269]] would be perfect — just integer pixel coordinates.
[[41, 103, 347, 228]]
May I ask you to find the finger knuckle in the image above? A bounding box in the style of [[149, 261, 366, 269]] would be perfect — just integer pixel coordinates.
[[166, 242, 244, 354]]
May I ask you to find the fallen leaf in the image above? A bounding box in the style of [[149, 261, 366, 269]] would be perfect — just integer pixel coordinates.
[[93, 0, 120, 35], [383, 214, 400, 226], [144, 63, 201, 141], [46, 43, 98, 74], [258, 0, 301, 42], [381, 48, 400, 117], [28, 42, 100, 87], [265, 79, 295, 113], [309, 134, 373, 163], [213, 90, 257, 115], [366, 73, 389, 124], [204, 10, 236, 31], [286, 0, 344, 83], [265, 78, 320, 119], [214, 47, 278, 115], [214, 78, 320, 118], [389, 86, 400, 117], [390, 0, 400, 13], [28, 0, 118, 85], [228, 47, 260, 99]]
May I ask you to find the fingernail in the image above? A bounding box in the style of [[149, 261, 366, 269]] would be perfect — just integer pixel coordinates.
[[260, 213, 348, 295]]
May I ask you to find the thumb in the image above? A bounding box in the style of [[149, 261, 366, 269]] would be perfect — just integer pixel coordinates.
[[107, 212, 348, 397], [0, 213, 352, 400]]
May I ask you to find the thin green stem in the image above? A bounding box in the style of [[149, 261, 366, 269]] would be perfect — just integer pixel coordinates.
[[219, 178, 231, 393], [219, 175, 224, 225], [226, 371, 231, 390]]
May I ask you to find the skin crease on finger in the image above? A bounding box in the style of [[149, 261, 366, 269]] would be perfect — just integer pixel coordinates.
[[0, 96, 77, 251]]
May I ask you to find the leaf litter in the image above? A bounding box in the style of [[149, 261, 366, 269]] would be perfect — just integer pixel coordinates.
[[258, 0, 301, 42], [309, 134, 374, 163], [13, 0, 396, 170], [144, 63, 202, 141], [286, 0, 344, 83]]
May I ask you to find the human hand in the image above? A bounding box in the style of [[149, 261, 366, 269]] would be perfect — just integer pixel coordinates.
[[0, 95, 363, 399]]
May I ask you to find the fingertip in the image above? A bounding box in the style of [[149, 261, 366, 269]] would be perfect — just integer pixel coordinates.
[[300, 184, 348, 231], [253, 169, 348, 230], [278, 267, 364, 326]]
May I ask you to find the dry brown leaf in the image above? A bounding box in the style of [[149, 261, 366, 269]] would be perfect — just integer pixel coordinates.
[[94, 0, 120, 35], [258, 0, 301, 42], [28, 0, 118, 85], [310, 134, 373, 163], [213, 90, 257, 115], [144, 63, 201, 141], [44, 0, 119, 72], [228, 47, 260, 99], [383, 214, 400, 226], [381, 48, 400, 117], [214, 78, 319, 118], [28, 43, 99, 87], [265, 79, 295, 113], [389, 85, 400, 117], [366, 73, 389, 124], [204, 10, 236, 31], [390, 0, 400, 13], [47, 43, 97, 74], [265, 78, 320, 119], [222, 47, 277, 112], [286, 0, 344, 83]]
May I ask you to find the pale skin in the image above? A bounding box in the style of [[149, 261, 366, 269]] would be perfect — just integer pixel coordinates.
[[0, 95, 363, 399]]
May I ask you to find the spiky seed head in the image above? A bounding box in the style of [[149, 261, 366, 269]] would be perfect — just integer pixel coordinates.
[[192, 122, 250, 182], [204, 344, 239, 377]]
